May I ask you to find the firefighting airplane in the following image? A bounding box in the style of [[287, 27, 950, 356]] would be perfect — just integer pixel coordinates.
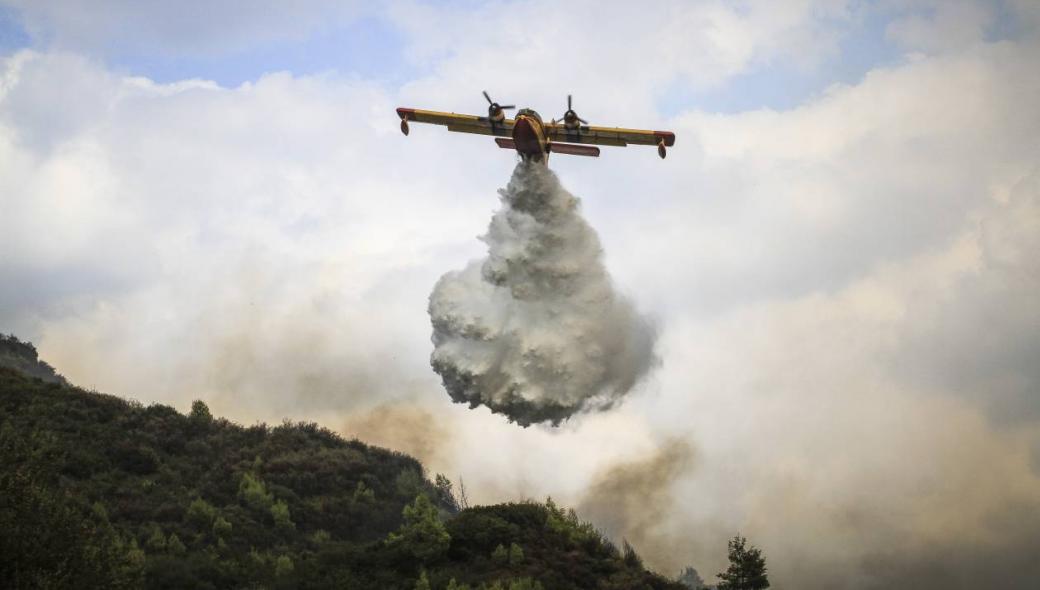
[[396, 91, 675, 164]]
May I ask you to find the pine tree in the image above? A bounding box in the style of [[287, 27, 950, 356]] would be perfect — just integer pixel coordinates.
[[508, 542, 524, 565], [677, 565, 706, 589], [167, 533, 186, 555], [238, 472, 273, 512], [435, 473, 460, 512], [213, 515, 232, 539], [186, 497, 217, 529], [415, 569, 431, 590], [271, 499, 294, 531], [189, 400, 212, 427], [716, 535, 769, 590], [353, 480, 375, 504], [275, 554, 294, 577], [145, 525, 167, 552], [386, 494, 451, 562]]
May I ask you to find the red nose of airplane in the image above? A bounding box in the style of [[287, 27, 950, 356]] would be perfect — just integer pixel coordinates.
[[512, 116, 541, 156]]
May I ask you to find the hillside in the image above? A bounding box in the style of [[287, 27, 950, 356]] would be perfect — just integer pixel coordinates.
[[0, 334, 66, 384], [0, 340, 685, 590]]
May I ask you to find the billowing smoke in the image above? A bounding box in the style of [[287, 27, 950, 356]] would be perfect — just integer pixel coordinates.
[[578, 438, 696, 573], [428, 163, 657, 426], [343, 402, 452, 467]]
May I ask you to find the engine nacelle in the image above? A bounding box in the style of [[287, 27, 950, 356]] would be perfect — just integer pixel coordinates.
[[562, 110, 582, 130]]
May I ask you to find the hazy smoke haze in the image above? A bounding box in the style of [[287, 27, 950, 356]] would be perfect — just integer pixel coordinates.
[[428, 163, 657, 426], [578, 439, 696, 573]]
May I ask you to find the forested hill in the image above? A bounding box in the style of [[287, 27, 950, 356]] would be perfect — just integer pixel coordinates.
[[0, 342, 685, 590], [0, 334, 66, 384]]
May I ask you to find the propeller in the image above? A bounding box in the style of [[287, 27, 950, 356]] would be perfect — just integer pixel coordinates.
[[483, 90, 514, 120], [556, 94, 588, 127]]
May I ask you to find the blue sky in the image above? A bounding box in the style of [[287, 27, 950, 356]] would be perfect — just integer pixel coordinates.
[[679, 8, 903, 114], [103, 17, 416, 87], [0, 1, 1019, 114], [0, 6, 414, 85], [0, 6, 29, 53]]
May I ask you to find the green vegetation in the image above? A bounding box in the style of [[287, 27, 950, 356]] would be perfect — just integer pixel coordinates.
[[0, 334, 65, 384], [0, 339, 684, 590], [677, 566, 707, 589], [716, 535, 769, 590]]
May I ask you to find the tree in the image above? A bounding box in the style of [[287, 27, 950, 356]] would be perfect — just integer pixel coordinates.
[[122, 537, 146, 576], [145, 525, 167, 552], [352, 480, 375, 504], [435, 473, 460, 512], [622, 539, 643, 568], [677, 566, 706, 589], [415, 569, 431, 590], [456, 476, 470, 510], [492, 543, 509, 563], [166, 533, 186, 556], [716, 535, 769, 590], [386, 494, 451, 562], [274, 554, 294, 577], [271, 499, 294, 531], [0, 469, 138, 589], [508, 542, 524, 565], [189, 400, 212, 423], [186, 497, 217, 529], [395, 468, 425, 499], [212, 515, 232, 540], [238, 472, 273, 512]]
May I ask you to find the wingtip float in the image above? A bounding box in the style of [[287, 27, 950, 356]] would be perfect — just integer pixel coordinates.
[[396, 91, 676, 165]]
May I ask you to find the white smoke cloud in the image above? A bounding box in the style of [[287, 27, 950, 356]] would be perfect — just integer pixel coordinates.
[[428, 163, 657, 426]]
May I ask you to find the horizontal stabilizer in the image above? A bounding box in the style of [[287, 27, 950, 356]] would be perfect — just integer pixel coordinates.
[[549, 142, 600, 157], [495, 137, 516, 149]]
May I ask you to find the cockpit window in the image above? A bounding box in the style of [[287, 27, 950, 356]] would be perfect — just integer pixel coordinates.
[[517, 108, 542, 123]]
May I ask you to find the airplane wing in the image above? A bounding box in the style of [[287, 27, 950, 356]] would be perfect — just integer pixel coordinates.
[[546, 124, 675, 148], [397, 108, 514, 137]]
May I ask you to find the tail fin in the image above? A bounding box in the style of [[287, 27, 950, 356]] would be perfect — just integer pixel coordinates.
[[548, 142, 600, 157]]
